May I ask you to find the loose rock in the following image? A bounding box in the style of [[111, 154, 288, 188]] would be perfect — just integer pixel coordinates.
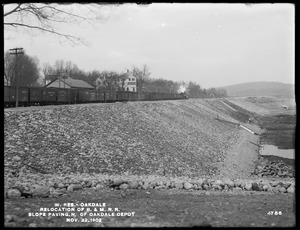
[[128, 180, 139, 189], [183, 182, 193, 190], [119, 183, 129, 190], [7, 189, 21, 198], [287, 185, 295, 194]]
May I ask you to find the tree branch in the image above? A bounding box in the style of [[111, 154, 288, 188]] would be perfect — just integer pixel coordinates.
[[3, 3, 22, 17], [4, 22, 86, 44]]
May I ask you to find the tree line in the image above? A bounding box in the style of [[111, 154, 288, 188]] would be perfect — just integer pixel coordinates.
[[4, 50, 228, 98]]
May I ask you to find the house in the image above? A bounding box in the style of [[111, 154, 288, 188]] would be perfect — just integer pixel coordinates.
[[45, 76, 94, 89], [122, 71, 137, 92], [94, 70, 137, 92]]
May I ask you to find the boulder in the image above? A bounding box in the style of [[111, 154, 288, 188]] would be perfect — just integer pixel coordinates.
[[278, 187, 287, 193], [112, 178, 124, 186], [95, 184, 104, 190], [183, 182, 193, 190], [262, 184, 269, 191], [270, 182, 278, 187], [241, 182, 246, 189], [175, 182, 183, 189], [67, 184, 83, 192], [5, 214, 14, 223], [197, 178, 205, 186], [7, 189, 21, 199], [12, 156, 21, 161], [287, 185, 295, 194], [58, 182, 66, 188], [12, 182, 26, 193], [128, 180, 139, 189], [202, 184, 209, 190], [149, 181, 157, 188], [32, 186, 50, 198], [224, 180, 234, 188], [142, 181, 149, 190], [252, 182, 260, 191], [214, 180, 223, 186], [245, 183, 252, 191], [233, 187, 242, 192], [119, 183, 129, 190], [234, 180, 242, 187]]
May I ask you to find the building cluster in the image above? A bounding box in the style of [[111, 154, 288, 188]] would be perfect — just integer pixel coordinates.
[[45, 70, 137, 92]]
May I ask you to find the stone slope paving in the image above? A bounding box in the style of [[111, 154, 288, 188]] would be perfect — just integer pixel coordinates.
[[5, 100, 239, 177], [4, 99, 295, 200]]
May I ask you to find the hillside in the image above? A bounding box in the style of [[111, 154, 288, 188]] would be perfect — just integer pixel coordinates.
[[218, 81, 294, 97]]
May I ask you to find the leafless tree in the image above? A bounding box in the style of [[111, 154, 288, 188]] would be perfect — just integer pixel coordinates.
[[4, 3, 113, 45], [4, 52, 14, 86], [4, 51, 41, 87], [132, 64, 151, 92]]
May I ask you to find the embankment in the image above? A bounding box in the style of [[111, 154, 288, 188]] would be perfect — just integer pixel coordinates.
[[5, 98, 259, 178]]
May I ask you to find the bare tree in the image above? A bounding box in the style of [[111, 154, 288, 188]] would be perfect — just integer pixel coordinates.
[[4, 52, 14, 85], [4, 51, 41, 87], [4, 3, 113, 45], [132, 64, 151, 92]]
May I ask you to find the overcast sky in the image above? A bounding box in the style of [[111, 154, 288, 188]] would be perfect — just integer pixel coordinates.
[[4, 3, 294, 88]]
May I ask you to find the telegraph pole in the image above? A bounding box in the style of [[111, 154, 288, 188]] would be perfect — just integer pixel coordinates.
[[9, 48, 24, 107]]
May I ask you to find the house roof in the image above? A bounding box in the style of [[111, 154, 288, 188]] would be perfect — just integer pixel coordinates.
[[45, 77, 94, 89]]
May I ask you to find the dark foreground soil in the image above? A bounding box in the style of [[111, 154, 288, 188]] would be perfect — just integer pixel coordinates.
[[4, 188, 295, 228]]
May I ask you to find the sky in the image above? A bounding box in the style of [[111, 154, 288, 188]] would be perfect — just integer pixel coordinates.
[[4, 3, 295, 88]]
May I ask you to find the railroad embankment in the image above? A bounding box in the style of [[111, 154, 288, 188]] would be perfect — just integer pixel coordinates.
[[5, 98, 253, 178], [5, 96, 295, 179], [4, 97, 296, 228]]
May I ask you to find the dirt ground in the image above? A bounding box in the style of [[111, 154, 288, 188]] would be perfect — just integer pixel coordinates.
[[4, 188, 295, 228]]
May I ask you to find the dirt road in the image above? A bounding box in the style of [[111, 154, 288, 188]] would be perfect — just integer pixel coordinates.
[[4, 188, 295, 227]]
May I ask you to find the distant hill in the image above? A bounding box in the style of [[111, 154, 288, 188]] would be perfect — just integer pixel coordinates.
[[218, 81, 295, 97]]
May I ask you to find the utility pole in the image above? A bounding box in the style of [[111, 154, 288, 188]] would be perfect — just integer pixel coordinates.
[[9, 48, 24, 107]]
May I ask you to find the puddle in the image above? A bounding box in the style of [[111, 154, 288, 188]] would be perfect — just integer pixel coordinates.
[[260, 145, 294, 159]]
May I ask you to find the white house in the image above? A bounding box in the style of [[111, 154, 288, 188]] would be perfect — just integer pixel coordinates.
[[123, 72, 137, 92], [94, 70, 137, 92]]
